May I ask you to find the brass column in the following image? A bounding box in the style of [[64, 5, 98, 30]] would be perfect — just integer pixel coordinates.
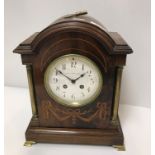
[[112, 66, 123, 121], [26, 65, 37, 118]]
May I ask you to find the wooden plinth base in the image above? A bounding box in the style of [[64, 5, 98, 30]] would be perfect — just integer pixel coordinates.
[[25, 117, 124, 150]]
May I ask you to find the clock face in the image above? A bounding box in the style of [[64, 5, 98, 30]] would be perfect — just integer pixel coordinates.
[[44, 54, 103, 107]]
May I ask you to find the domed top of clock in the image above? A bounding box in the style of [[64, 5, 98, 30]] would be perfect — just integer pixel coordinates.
[[13, 11, 133, 59]]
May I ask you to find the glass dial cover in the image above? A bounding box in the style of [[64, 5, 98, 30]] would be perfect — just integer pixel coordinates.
[[44, 54, 103, 107]]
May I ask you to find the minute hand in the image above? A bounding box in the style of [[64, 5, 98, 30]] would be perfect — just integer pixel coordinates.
[[55, 69, 74, 83]]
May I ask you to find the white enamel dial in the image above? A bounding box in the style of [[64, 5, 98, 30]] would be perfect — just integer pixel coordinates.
[[44, 54, 103, 107]]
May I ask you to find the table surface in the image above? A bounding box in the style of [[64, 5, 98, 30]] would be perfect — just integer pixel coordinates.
[[4, 86, 150, 155]]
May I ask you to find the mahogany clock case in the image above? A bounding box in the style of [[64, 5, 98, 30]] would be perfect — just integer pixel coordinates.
[[13, 13, 133, 147]]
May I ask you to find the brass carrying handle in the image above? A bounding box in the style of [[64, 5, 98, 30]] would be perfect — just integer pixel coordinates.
[[64, 11, 88, 18]]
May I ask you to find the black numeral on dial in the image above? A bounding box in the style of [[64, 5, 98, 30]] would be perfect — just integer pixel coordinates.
[[87, 87, 90, 93], [53, 77, 58, 83], [62, 64, 66, 70], [71, 61, 77, 68], [56, 86, 60, 91], [82, 64, 84, 70], [71, 94, 75, 100]]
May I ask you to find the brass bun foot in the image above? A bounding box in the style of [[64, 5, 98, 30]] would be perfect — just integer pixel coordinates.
[[24, 141, 36, 147], [113, 144, 125, 151]]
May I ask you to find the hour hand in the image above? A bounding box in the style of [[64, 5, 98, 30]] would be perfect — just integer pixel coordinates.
[[72, 72, 87, 83]]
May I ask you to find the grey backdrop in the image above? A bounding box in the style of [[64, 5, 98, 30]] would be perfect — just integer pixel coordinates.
[[5, 0, 151, 107]]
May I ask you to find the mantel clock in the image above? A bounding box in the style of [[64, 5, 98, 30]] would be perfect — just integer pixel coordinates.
[[13, 11, 133, 150]]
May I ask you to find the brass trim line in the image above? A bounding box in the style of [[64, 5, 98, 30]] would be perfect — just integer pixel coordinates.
[[26, 65, 37, 118], [112, 67, 123, 121]]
